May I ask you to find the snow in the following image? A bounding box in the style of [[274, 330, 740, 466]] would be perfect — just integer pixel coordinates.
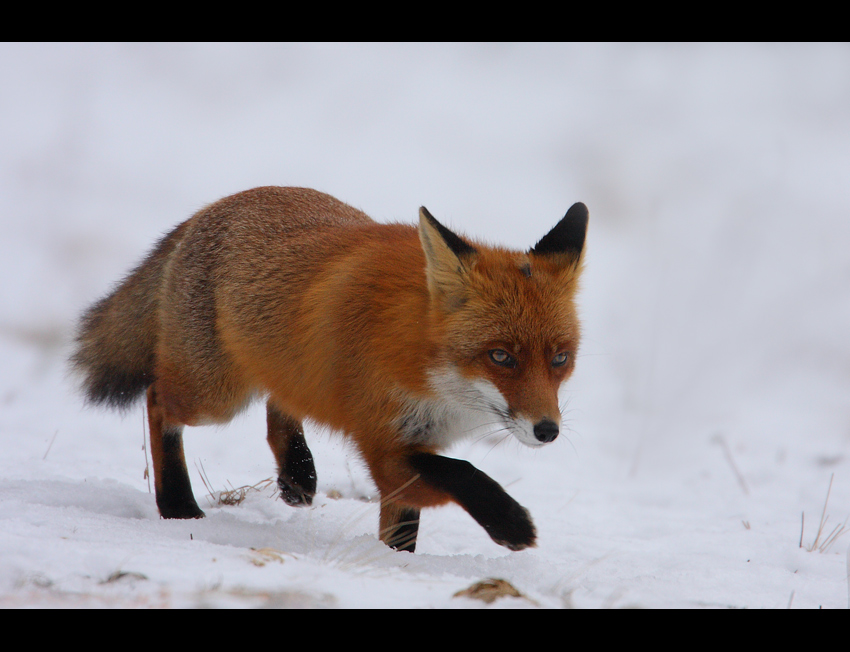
[[1, 43, 849, 608]]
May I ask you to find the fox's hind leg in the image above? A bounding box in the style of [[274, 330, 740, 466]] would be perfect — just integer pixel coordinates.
[[266, 401, 317, 507], [146, 384, 205, 519]]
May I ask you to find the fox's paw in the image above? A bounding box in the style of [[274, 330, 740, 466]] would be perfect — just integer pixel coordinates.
[[277, 434, 317, 507], [277, 472, 316, 507], [483, 501, 537, 551], [157, 499, 206, 520]]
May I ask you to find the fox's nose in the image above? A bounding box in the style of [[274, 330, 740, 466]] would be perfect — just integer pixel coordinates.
[[533, 419, 559, 443]]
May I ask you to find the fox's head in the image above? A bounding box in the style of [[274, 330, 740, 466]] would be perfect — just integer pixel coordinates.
[[419, 203, 587, 448]]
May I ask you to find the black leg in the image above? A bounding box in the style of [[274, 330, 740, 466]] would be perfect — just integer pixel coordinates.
[[278, 430, 317, 506], [408, 452, 536, 550], [147, 385, 204, 519], [266, 403, 317, 506], [156, 429, 205, 519], [380, 503, 421, 552]]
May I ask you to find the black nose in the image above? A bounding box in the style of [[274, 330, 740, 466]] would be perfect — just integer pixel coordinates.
[[533, 419, 559, 443]]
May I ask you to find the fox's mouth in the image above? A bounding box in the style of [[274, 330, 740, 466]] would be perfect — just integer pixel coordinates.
[[501, 415, 559, 448], [461, 379, 561, 448], [425, 367, 560, 448]]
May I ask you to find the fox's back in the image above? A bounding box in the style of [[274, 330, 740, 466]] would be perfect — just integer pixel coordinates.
[[157, 187, 425, 426], [172, 186, 372, 292]]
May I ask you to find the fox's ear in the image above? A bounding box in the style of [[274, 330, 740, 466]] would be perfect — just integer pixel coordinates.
[[419, 207, 477, 310], [530, 202, 588, 266]]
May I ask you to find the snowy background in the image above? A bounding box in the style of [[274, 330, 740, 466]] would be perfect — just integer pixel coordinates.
[[1, 43, 849, 608]]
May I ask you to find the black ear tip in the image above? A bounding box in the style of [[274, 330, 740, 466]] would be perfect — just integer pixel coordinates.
[[567, 202, 589, 220], [530, 202, 588, 257], [419, 206, 477, 257], [563, 202, 589, 230]]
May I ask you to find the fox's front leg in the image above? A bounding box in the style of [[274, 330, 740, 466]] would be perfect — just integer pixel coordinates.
[[408, 452, 536, 551], [266, 402, 317, 506], [379, 502, 421, 552], [371, 448, 536, 552]]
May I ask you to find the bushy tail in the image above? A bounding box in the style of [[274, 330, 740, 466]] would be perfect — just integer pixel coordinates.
[[70, 222, 188, 410]]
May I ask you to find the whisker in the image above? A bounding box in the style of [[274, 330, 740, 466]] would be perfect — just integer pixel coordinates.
[[472, 424, 512, 443], [480, 429, 512, 461]]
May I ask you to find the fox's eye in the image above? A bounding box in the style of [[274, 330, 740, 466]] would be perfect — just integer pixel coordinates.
[[552, 352, 569, 367], [488, 349, 516, 367]]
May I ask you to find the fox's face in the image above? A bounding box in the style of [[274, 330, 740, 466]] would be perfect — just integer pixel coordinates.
[[420, 205, 587, 448]]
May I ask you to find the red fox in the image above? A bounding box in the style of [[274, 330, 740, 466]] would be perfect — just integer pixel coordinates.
[[71, 187, 587, 552]]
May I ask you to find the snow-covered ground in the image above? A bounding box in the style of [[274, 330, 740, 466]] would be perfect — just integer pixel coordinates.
[[1, 43, 849, 608]]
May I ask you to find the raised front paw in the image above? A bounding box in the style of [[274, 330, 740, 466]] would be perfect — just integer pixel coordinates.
[[481, 499, 537, 551], [407, 452, 537, 551]]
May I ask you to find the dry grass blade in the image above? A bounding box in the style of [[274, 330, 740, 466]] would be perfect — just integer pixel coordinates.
[[194, 460, 275, 508], [712, 433, 748, 495], [142, 408, 151, 493], [803, 473, 850, 553], [219, 484, 248, 506], [42, 429, 58, 461], [325, 475, 423, 567], [194, 459, 216, 506], [378, 474, 421, 510], [815, 517, 850, 553], [218, 478, 276, 506]]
